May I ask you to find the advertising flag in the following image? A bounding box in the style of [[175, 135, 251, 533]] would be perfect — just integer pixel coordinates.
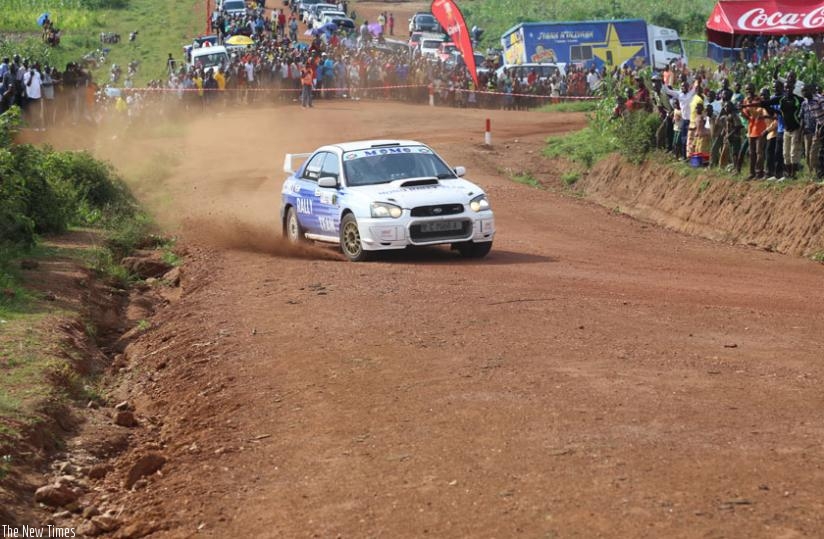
[[430, 0, 478, 88]]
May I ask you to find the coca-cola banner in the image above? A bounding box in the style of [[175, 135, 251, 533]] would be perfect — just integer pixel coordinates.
[[707, 0, 824, 35], [430, 0, 478, 88]]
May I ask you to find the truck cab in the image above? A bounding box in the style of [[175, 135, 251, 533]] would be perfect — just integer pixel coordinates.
[[647, 24, 685, 69], [189, 45, 229, 72]]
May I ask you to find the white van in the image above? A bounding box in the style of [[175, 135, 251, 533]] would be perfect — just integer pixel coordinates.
[[189, 45, 229, 71]]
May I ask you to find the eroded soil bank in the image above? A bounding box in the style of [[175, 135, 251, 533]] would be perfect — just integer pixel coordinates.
[[577, 155, 824, 258]]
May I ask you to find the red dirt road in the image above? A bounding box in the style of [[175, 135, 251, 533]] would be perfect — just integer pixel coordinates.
[[90, 101, 824, 538]]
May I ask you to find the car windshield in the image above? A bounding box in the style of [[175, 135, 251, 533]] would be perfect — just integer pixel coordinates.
[[195, 52, 227, 68], [422, 39, 441, 49], [418, 15, 435, 23], [343, 146, 456, 186], [223, 0, 245, 10]]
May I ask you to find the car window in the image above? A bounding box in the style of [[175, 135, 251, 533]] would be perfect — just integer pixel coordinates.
[[321, 153, 340, 180], [342, 146, 455, 186], [302, 152, 327, 181]]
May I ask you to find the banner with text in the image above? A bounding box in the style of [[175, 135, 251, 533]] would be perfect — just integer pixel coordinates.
[[430, 0, 478, 88]]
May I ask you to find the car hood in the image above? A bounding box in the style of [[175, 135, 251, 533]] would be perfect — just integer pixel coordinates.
[[349, 178, 485, 208]]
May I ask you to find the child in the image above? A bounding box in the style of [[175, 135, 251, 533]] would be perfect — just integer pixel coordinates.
[[671, 100, 683, 159]]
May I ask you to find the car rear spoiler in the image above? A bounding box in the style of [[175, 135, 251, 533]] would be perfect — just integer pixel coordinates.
[[283, 153, 312, 174]]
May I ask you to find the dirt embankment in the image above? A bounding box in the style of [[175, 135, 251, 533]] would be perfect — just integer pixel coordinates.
[[578, 155, 824, 258]]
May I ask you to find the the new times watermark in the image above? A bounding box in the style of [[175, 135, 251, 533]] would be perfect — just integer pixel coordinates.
[[2, 526, 76, 538]]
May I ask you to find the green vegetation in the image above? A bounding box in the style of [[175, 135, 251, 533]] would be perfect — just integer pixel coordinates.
[[561, 171, 579, 186], [811, 252, 824, 263], [0, 105, 157, 449], [0, 0, 202, 85], [510, 171, 542, 188], [539, 100, 599, 113]]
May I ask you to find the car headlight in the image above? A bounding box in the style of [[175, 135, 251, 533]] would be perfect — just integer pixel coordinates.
[[370, 202, 403, 218], [469, 194, 491, 212]]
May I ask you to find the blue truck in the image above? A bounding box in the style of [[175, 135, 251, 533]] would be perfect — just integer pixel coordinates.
[[500, 19, 686, 72]]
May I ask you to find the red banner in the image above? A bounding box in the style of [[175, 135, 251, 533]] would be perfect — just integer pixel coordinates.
[[707, 0, 824, 35], [430, 0, 478, 88]]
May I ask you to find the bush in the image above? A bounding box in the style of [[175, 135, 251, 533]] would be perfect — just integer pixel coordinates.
[[615, 111, 661, 164], [0, 107, 138, 250]]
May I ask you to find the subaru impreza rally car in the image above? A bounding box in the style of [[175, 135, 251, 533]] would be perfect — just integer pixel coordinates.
[[280, 139, 495, 261]]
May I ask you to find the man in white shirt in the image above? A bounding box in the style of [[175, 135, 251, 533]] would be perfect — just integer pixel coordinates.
[[663, 80, 697, 160], [23, 66, 43, 130], [585, 67, 601, 96]]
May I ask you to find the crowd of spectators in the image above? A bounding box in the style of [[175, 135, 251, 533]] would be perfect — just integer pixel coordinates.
[[610, 56, 824, 183], [4, 0, 824, 185]]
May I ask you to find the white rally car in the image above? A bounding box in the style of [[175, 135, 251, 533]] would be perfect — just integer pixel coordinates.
[[280, 139, 495, 261]]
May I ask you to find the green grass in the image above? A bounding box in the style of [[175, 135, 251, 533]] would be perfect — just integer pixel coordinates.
[[561, 171, 579, 186], [0, 0, 203, 86], [544, 126, 618, 169], [511, 171, 542, 189], [0, 0, 104, 32], [811, 252, 824, 263], [538, 100, 599, 113]]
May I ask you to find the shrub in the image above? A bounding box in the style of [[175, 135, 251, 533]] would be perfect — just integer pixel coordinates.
[[615, 111, 661, 164]]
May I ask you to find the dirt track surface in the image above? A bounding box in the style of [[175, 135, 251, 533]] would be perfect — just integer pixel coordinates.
[[71, 100, 824, 537]]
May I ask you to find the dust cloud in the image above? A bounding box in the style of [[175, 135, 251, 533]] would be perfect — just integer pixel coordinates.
[[182, 217, 343, 260]]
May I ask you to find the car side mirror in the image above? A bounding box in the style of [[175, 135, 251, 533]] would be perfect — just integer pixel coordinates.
[[453, 166, 466, 177], [318, 176, 338, 188]]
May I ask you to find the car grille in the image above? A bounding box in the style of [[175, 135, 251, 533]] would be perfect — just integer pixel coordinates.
[[410, 204, 464, 217], [409, 219, 472, 242]]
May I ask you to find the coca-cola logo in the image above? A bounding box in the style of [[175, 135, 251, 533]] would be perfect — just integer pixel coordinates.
[[737, 7, 824, 31]]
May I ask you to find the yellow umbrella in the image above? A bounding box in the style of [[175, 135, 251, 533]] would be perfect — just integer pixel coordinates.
[[225, 35, 254, 46]]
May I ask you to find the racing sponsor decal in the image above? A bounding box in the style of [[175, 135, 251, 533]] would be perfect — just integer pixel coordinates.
[[316, 191, 338, 206], [377, 185, 465, 195], [296, 197, 313, 215], [343, 146, 432, 161], [318, 216, 337, 233]]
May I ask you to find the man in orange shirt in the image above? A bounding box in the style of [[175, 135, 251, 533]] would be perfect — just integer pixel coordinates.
[[300, 62, 314, 108], [741, 83, 769, 180]]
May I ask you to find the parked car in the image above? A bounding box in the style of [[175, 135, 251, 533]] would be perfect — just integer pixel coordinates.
[[409, 12, 441, 34], [220, 0, 247, 17], [281, 139, 495, 261], [314, 10, 347, 29], [304, 3, 336, 24], [418, 34, 446, 59], [323, 16, 355, 33]]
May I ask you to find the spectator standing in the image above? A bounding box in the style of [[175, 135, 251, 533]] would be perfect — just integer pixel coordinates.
[[802, 84, 819, 177], [741, 84, 768, 180], [300, 62, 314, 107], [388, 13, 394, 36], [720, 101, 743, 172], [23, 65, 43, 130], [41, 66, 55, 127], [664, 80, 696, 159]]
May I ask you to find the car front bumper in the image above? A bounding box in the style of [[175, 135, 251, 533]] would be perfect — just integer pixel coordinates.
[[358, 212, 495, 251]]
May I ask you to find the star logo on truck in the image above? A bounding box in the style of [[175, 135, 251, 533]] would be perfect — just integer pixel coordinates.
[[588, 23, 644, 68]]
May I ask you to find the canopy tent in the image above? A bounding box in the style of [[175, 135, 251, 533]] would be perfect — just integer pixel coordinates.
[[707, 1, 824, 47]]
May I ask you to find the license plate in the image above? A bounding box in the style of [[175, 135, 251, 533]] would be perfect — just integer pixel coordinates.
[[420, 221, 462, 233]]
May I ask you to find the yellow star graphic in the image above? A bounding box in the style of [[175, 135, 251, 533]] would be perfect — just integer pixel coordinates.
[[589, 23, 644, 68]]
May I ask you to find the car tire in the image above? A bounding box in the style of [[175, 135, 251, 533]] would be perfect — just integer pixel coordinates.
[[340, 213, 371, 262], [284, 206, 306, 244], [454, 240, 492, 259]]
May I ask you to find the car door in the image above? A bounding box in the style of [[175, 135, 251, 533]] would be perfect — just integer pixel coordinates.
[[312, 152, 342, 237], [294, 152, 326, 233]]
